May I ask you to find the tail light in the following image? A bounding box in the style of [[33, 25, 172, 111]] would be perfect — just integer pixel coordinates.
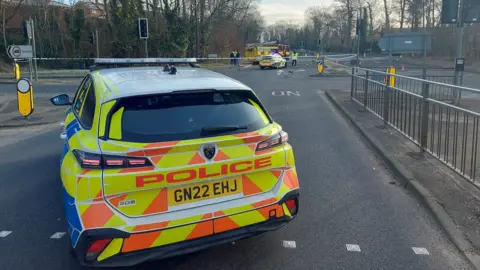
[[256, 131, 288, 152], [85, 238, 112, 261], [285, 199, 298, 216], [72, 150, 153, 169]]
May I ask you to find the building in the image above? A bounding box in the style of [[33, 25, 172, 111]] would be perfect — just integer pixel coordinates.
[[2, 0, 70, 35], [74, 0, 106, 19]]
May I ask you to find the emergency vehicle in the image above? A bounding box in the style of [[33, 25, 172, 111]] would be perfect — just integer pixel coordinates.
[[245, 42, 291, 64], [50, 58, 300, 267]]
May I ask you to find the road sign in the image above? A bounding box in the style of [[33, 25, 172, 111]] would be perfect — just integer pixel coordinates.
[[378, 33, 431, 54], [441, 0, 459, 24], [441, 0, 480, 23], [7, 45, 33, 59], [463, 0, 480, 23]]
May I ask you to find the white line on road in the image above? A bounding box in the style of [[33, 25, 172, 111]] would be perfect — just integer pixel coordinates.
[[346, 244, 361, 252], [0, 231, 12, 238], [412, 247, 430, 255], [50, 232, 66, 239], [282, 240, 296, 248]]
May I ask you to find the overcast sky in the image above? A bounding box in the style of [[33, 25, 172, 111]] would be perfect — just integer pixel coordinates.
[[63, 0, 334, 26], [257, 0, 334, 25]]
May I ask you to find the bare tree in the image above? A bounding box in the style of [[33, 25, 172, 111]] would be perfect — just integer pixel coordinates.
[[383, 0, 391, 30]]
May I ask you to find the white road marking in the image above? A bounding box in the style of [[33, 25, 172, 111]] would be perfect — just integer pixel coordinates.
[[282, 240, 296, 248], [0, 231, 12, 238], [412, 247, 430, 255], [272, 91, 300, 96], [346, 244, 361, 252], [50, 232, 66, 239]]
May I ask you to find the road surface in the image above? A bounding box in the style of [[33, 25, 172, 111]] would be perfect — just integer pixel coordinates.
[[0, 64, 474, 270]]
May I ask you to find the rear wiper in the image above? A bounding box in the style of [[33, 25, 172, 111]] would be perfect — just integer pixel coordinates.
[[201, 125, 248, 135]]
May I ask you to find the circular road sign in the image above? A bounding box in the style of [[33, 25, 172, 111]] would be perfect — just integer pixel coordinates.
[[17, 78, 30, 93], [12, 46, 21, 57]]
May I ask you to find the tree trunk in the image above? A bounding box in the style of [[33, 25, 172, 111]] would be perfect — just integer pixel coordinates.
[[2, 7, 6, 53], [399, 0, 405, 28], [383, 0, 390, 30]]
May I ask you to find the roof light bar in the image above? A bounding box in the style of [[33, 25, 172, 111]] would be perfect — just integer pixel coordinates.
[[94, 58, 197, 64]]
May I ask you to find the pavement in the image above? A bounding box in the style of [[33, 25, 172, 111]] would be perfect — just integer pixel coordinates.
[[326, 90, 480, 269], [0, 59, 476, 269]]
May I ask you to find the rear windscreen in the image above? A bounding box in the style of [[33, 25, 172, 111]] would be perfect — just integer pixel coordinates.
[[109, 90, 270, 142]]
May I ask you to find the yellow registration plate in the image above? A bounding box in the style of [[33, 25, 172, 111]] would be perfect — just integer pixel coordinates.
[[168, 178, 242, 206]]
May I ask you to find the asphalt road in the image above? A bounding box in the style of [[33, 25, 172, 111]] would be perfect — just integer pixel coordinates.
[[0, 63, 474, 270]]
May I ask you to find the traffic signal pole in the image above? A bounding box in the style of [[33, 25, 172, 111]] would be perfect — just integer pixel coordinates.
[[31, 19, 38, 81], [356, 8, 361, 66], [95, 28, 100, 58], [144, 39, 148, 58], [453, 0, 464, 105]]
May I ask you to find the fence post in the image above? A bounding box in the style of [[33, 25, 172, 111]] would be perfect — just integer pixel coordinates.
[[383, 75, 390, 128], [420, 83, 430, 152], [363, 70, 369, 111], [350, 67, 355, 98]]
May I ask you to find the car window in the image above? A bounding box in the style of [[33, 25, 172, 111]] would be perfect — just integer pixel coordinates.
[[109, 90, 271, 143], [79, 83, 96, 129], [72, 76, 91, 114]]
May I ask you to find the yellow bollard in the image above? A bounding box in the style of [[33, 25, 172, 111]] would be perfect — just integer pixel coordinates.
[[16, 78, 34, 117], [384, 66, 396, 87], [13, 62, 20, 80]]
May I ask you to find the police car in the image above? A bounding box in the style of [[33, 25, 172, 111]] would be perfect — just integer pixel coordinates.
[[259, 54, 287, 70], [50, 58, 300, 267]]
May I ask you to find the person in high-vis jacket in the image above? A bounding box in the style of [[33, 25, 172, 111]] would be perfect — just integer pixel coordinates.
[[292, 51, 298, 67]]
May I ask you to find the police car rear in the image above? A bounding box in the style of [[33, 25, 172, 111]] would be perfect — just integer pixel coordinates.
[[68, 58, 300, 267]]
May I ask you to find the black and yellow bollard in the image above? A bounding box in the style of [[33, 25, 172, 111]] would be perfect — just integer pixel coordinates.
[[16, 78, 34, 117]]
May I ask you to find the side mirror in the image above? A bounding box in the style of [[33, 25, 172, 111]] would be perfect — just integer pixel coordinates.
[[50, 94, 72, 106]]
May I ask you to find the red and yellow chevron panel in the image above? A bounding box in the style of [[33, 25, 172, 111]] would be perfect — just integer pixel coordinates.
[[122, 220, 214, 253], [120, 203, 285, 254], [78, 202, 126, 229], [276, 168, 299, 201]]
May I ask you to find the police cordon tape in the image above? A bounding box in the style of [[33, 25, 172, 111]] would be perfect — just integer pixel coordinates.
[[29, 54, 358, 61]]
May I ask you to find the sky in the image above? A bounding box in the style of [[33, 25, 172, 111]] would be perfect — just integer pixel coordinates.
[[257, 0, 334, 25], [59, 0, 334, 26]]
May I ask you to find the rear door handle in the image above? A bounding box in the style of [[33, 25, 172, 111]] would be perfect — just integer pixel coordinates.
[[60, 132, 67, 140]]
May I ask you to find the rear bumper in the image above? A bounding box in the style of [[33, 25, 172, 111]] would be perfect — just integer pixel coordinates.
[[73, 190, 299, 268]]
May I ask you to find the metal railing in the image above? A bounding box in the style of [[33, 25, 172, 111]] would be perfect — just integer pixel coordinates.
[[364, 72, 462, 103], [351, 67, 480, 187]]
